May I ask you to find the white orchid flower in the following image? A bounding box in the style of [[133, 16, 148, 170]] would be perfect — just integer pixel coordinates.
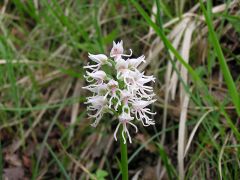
[[110, 40, 132, 60], [132, 100, 156, 126], [84, 70, 107, 84], [84, 53, 110, 72], [114, 112, 138, 144], [85, 95, 108, 127], [127, 55, 146, 70], [82, 83, 108, 95], [120, 89, 135, 112], [104, 80, 121, 110]]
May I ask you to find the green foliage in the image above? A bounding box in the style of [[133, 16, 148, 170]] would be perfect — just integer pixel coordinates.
[[157, 143, 177, 179], [1, 0, 240, 179], [93, 169, 108, 180], [200, 0, 240, 116]]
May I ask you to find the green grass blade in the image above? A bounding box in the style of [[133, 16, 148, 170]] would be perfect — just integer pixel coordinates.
[[221, 109, 240, 141], [155, 0, 163, 28], [94, 0, 105, 53], [130, 0, 205, 89], [46, 143, 71, 180], [157, 143, 177, 179], [200, 0, 240, 116], [32, 99, 67, 179], [159, 0, 173, 19]]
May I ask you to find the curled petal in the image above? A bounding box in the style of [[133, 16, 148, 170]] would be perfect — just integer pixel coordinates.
[[128, 121, 138, 133], [114, 123, 121, 141], [125, 127, 132, 144]]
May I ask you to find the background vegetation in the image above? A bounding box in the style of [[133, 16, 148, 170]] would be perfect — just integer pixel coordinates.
[[0, 0, 240, 179]]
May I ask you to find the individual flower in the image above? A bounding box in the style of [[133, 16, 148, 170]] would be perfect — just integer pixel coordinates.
[[114, 112, 138, 144], [120, 89, 135, 112], [110, 41, 124, 59], [131, 100, 156, 126], [82, 83, 108, 94], [84, 53, 110, 72], [110, 41, 132, 60], [83, 40, 156, 143], [127, 55, 146, 70], [85, 95, 108, 127], [104, 80, 121, 110], [84, 70, 107, 84]]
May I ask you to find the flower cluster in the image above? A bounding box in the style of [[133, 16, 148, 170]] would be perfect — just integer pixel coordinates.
[[83, 41, 156, 143]]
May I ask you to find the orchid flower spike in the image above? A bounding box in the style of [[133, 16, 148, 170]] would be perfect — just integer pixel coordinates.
[[83, 40, 156, 144]]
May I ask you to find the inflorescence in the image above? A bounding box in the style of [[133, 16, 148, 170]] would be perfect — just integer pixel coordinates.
[[83, 41, 156, 144]]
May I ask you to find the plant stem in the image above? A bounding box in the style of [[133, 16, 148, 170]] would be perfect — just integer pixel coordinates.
[[120, 125, 128, 180]]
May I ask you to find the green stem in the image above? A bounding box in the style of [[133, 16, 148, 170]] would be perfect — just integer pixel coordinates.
[[120, 125, 128, 180]]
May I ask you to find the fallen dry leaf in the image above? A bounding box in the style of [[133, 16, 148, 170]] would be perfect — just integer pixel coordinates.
[[3, 167, 24, 180], [22, 155, 31, 169], [142, 166, 157, 180], [5, 153, 22, 167]]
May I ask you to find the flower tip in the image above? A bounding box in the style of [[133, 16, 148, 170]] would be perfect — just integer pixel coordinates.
[[152, 99, 157, 103], [129, 49, 133, 56], [140, 55, 146, 62], [91, 123, 97, 128], [114, 134, 118, 141]]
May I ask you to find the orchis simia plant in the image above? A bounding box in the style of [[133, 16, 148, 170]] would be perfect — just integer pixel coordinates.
[[83, 41, 156, 179]]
